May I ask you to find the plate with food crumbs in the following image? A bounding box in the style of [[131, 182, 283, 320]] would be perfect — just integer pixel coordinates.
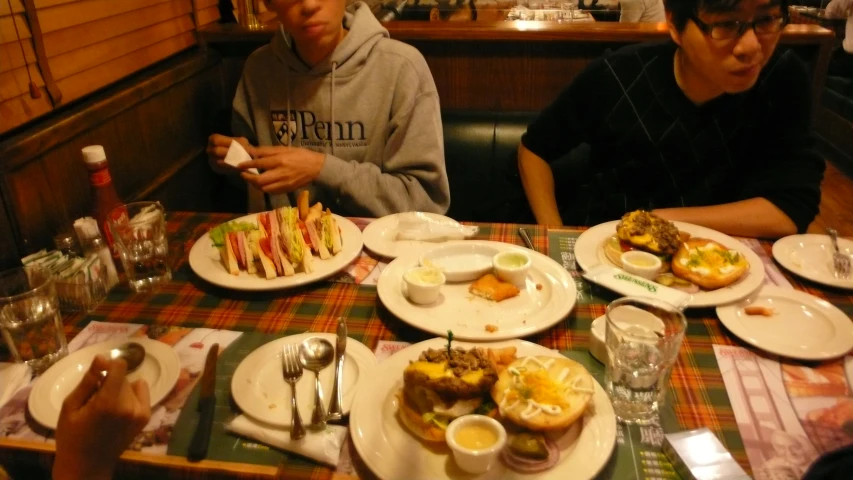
[[231, 333, 376, 427], [377, 241, 576, 341], [716, 286, 853, 360]]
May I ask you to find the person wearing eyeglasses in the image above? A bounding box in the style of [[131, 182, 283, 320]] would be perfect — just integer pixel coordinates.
[[517, 0, 824, 238]]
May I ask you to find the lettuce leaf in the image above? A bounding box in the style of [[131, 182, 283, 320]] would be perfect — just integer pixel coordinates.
[[209, 221, 256, 247]]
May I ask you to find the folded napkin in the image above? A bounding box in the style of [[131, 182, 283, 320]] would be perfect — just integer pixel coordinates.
[[223, 140, 259, 175], [395, 212, 478, 242], [0, 363, 32, 409], [227, 415, 348, 468]]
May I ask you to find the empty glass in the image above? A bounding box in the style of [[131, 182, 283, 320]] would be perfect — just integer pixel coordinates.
[[0, 266, 68, 373], [108, 201, 172, 293], [604, 296, 686, 425]]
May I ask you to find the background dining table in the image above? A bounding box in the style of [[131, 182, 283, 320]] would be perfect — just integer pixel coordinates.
[[1, 211, 851, 480]]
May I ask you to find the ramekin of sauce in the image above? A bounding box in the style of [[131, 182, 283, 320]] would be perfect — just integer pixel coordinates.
[[445, 415, 507, 474]]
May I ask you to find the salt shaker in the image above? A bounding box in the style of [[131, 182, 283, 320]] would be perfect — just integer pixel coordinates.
[[74, 217, 119, 289]]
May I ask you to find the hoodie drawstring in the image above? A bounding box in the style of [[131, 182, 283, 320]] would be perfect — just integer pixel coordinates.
[[280, 24, 292, 148], [330, 61, 336, 156]]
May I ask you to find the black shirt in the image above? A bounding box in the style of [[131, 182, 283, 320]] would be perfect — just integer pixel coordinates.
[[521, 41, 825, 232]]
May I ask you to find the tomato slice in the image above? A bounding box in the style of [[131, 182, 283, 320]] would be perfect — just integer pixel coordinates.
[[259, 213, 272, 235], [619, 240, 636, 252], [259, 237, 273, 259], [299, 222, 311, 246]]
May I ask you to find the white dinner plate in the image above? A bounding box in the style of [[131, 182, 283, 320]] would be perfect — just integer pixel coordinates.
[[230, 333, 375, 427], [773, 234, 853, 290], [362, 212, 459, 259], [188, 214, 363, 291], [420, 243, 500, 282], [378, 241, 576, 341], [575, 221, 765, 308], [350, 338, 617, 480], [29, 337, 180, 430], [716, 286, 853, 360]]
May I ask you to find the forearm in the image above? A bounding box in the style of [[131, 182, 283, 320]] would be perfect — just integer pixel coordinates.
[[518, 145, 562, 226], [316, 155, 449, 217], [653, 198, 797, 239]]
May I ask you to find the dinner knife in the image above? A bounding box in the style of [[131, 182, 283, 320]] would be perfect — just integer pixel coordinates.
[[188, 343, 219, 461], [327, 318, 346, 421]]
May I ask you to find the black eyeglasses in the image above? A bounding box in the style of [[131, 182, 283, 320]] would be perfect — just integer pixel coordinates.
[[691, 14, 789, 40]]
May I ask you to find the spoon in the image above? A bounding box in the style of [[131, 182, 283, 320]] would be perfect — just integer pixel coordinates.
[[100, 342, 146, 377], [299, 337, 335, 429]]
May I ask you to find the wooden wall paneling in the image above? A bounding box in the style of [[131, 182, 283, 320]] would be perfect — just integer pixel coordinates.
[[55, 30, 196, 101], [0, 87, 52, 132], [49, 16, 196, 80], [0, 183, 21, 270], [36, 0, 173, 34], [196, 0, 217, 8], [0, 50, 225, 252], [42, 0, 192, 58], [0, 39, 36, 72]]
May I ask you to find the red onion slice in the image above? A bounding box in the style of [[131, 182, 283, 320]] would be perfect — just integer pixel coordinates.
[[501, 435, 560, 473]]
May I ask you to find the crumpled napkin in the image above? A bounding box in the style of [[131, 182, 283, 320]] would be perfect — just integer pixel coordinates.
[[223, 140, 259, 175], [226, 415, 348, 468], [0, 363, 32, 409], [395, 212, 478, 242]]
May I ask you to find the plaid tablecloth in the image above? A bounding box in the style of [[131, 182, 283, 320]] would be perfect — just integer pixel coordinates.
[[2, 211, 852, 479]]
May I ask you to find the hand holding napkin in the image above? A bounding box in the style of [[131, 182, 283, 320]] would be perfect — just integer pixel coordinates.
[[227, 415, 348, 467], [395, 212, 478, 242], [223, 140, 259, 175], [0, 363, 32, 409]]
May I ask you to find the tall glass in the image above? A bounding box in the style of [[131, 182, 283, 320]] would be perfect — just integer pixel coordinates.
[[108, 201, 172, 293], [604, 296, 686, 425], [0, 267, 68, 373]]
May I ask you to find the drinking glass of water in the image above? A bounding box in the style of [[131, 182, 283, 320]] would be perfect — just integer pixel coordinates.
[[108, 201, 172, 293], [604, 296, 686, 425], [0, 266, 68, 373]]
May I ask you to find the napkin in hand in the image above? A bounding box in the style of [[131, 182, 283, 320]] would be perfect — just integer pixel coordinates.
[[226, 415, 348, 468], [223, 140, 259, 175], [395, 212, 478, 242], [0, 363, 32, 409]]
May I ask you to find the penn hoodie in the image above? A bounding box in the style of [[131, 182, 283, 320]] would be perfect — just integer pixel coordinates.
[[232, 2, 450, 216]]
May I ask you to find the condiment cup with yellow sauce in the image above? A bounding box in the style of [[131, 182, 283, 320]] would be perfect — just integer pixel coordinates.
[[620, 251, 662, 280], [445, 414, 507, 474], [403, 266, 446, 305], [493, 251, 532, 287]]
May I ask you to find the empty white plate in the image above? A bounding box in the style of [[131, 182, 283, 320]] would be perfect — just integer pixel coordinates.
[[230, 333, 375, 427], [419, 243, 500, 282], [773, 234, 853, 290], [716, 286, 853, 360], [29, 337, 180, 430]]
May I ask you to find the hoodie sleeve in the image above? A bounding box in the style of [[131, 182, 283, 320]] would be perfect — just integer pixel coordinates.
[[314, 55, 449, 217], [231, 75, 259, 145]]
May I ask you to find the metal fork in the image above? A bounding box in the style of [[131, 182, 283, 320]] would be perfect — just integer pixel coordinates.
[[827, 228, 851, 280], [281, 344, 306, 440]]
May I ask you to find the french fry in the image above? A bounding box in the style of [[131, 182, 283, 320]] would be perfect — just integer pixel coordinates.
[[297, 190, 310, 220]]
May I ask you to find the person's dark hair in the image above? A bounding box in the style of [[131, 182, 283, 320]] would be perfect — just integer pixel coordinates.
[[664, 0, 789, 32]]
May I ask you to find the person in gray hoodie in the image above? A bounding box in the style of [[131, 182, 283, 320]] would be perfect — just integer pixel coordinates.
[[207, 0, 450, 216]]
